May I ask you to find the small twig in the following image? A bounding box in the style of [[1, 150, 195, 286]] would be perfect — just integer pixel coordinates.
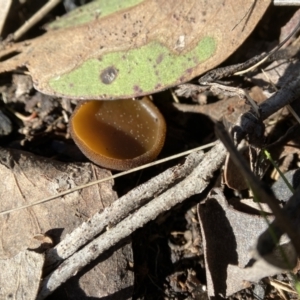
[[259, 73, 300, 119], [266, 123, 300, 152], [37, 141, 227, 299], [232, 72, 300, 146], [274, 0, 300, 5], [13, 0, 62, 41], [0, 142, 216, 216], [0, 0, 11, 36], [268, 278, 298, 295], [198, 20, 300, 83], [208, 83, 260, 116], [287, 104, 300, 124]]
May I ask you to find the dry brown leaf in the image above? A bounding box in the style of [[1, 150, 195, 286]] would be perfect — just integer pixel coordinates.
[[0, 147, 114, 259], [224, 147, 249, 191], [0, 0, 271, 99], [0, 147, 134, 298], [0, 250, 44, 300]]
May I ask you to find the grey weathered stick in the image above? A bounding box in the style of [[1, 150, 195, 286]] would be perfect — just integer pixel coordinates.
[[259, 73, 300, 119], [237, 73, 300, 144], [45, 151, 204, 267], [37, 141, 227, 300]]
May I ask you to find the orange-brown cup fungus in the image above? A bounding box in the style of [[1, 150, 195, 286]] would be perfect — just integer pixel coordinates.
[[69, 97, 166, 171]]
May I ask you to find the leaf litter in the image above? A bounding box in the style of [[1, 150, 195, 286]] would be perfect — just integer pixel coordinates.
[[0, 1, 300, 300]]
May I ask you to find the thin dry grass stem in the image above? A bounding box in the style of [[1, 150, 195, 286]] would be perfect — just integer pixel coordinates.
[[269, 278, 298, 295], [0, 142, 217, 216], [13, 0, 62, 41], [234, 20, 300, 76]]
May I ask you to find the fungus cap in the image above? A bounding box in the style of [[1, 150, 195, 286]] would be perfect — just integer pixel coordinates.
[[69, 97, 166, 170]]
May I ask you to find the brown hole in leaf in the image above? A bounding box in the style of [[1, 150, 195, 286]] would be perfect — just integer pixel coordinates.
[[100, 66, 118, 84]]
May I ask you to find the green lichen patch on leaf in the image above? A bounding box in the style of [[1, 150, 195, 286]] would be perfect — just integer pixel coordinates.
[[47, 0, 145, 30], [0, 0, 271, 100], [49, 37, 216, 99]]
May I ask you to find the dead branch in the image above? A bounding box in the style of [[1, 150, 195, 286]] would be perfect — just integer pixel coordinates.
[[37, 142, 227, 300], [45, 150, 204, 267]]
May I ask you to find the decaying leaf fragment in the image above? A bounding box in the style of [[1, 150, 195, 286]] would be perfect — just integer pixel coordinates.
[[0, 147, 134, 298], [0, 147, 115, 259], [0, 250, 44, 300], [198, 188, 297, 298], [0, 0, 271, 99]]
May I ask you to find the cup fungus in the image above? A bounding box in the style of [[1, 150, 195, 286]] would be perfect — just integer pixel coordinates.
[[69, 97, 166, 171]]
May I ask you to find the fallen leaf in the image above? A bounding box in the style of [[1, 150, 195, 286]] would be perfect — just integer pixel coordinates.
[[0, 147, 134, 298], [0, 250, 44, 300], [198, 188, 296, 298], [0, 147, 114, 259], [0, 0, 271, 99]]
